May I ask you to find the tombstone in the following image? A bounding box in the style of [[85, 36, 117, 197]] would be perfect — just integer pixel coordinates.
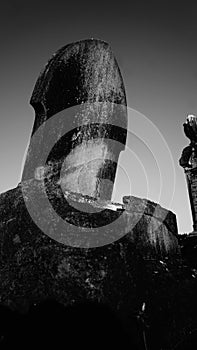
[[0, 39, 183, 349]]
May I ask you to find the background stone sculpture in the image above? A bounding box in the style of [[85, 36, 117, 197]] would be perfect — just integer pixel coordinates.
[[179, 115, 197, 232]]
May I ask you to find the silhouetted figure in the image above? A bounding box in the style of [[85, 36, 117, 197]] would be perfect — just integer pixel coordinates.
[[179, 144, 193, 168], [179, 115, 197, 168]]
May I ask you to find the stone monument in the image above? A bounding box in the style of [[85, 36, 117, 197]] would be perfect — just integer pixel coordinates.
[[0, 39, 186, 349], [179, 114, 197, 233], [23, 39, 128, 202]]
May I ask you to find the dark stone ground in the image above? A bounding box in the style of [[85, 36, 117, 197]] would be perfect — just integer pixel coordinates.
[[0, 181, 197, 349]]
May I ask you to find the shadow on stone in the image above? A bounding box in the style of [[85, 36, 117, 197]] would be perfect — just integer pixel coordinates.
[[0, 300, 140, 349]]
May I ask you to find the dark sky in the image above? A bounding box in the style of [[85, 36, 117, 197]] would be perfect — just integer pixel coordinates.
[[0, 0, 197, 233]]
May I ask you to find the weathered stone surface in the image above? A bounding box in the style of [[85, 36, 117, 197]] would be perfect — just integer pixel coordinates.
[[0, 179, 187, 349], [179, 115, 197, 232], [23, 39, 127, 201], [1, 39, 197, 349], [123, 195, 178, 250]]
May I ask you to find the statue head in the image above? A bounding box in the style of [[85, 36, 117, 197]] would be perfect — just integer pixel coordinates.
[[22, 39, 128, 201], [183, 114, 197, 144]]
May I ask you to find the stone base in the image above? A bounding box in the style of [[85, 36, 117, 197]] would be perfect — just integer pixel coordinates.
[[0, 181, 195, 349]]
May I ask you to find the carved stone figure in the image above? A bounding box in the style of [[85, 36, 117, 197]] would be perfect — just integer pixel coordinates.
[[0, 39, 184, 350], [179, 115, 197, 169], [180, 115, 197, 232]]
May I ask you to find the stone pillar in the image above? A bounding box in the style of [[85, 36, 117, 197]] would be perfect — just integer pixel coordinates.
[[179, 114, 197, 233], [185, 168, 197, 232]]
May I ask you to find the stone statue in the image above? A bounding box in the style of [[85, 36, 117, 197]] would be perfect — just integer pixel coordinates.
[[24, 39, 128, 202], [179, 114, 197, 232], [0, 39, 184, 350], [179, 115, 197, 169]]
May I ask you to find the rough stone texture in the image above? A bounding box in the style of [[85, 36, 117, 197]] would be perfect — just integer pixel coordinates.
[[23, 39, 128, 201], [123, 195, 178, 242], [179, 115, 197, 232], [0, 180, 190, 350], [1, 39, 197, 349]]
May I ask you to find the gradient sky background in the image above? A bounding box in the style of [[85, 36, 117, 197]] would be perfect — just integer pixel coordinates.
[[0, 0, 197, 233]]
